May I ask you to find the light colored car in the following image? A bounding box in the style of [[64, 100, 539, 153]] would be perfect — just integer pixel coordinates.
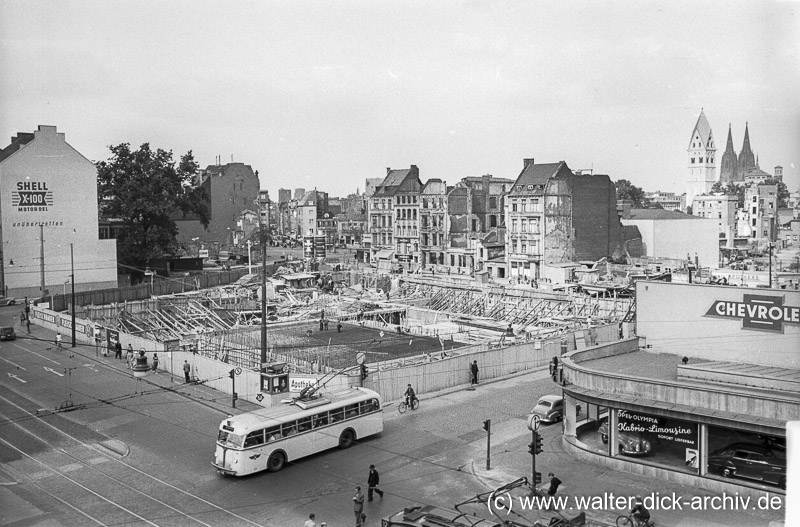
[[530, 395, 563, 423]]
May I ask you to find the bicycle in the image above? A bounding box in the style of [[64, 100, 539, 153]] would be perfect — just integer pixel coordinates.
[[616, 514, 654, 527], [398, 396, 419, 413]]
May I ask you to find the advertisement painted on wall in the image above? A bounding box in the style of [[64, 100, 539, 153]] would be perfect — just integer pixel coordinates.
[[704, 294, 799, 333]]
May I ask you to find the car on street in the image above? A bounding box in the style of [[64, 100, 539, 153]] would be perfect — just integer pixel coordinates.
[[0, 297, 16, 306], [707, 443, 786, 489], [598, 420, 653, 456], [530, 395, 564, 423], [0, 326, 17, 341]]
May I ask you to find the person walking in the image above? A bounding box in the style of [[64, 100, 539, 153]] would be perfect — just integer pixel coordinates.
[[367, 464, 384, 501], [24, 301, 30, 321], [125, 346, 134, 369], [151, 353, 159, 373], [303, 513, 316, 527], [55, 333, 63, 351], [115, 340, 123, 360], [352, 486, 364, 526], [183, 360, 191, 383], [470, 360, 479, 384], [26, 316, 31, 333], [337, 321, 342, 333]]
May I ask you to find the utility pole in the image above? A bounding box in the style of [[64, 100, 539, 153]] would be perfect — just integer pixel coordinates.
[[768, 243, 774, 289], [260, 217, 268, 370], [483, 419, 491, 470], [39, 225, 45, 294], [229, 369, 238, 408], [70, 244, 76, 348]]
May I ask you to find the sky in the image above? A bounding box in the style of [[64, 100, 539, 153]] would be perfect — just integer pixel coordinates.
[[2, 1, 799, 201]]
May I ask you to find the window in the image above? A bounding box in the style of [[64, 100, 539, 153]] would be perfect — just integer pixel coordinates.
[[512, 203, 518, 212], [265, 426, 280, 442], [329, 408, 344, 423], [244, 430, 264, 447], [297, 417, 312, 433], [281, 423, 298, 437]]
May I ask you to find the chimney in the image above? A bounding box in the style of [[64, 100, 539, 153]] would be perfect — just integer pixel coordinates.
[[387, 167, 391, 175], [524, 158, 535, 169]]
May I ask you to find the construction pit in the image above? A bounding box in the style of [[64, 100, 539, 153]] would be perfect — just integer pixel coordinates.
[[76, 267, 634, 377]]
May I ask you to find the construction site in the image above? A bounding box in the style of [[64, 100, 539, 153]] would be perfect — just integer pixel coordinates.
[[74, 264, 634, 380]]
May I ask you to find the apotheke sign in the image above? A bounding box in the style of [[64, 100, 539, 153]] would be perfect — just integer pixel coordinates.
[[705, 294, 800, 333]]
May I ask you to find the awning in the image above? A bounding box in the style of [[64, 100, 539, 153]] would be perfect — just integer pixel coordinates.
[[282, 273, 316, 280], [375, 250, 395, 260]]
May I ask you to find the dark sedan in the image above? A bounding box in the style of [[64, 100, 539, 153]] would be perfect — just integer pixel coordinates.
[[707, 443, 786, 489]]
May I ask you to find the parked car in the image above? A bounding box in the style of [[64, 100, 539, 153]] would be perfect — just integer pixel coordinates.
[[530, 395, 564, 423], [0, 297, 16, 306], [707, 443, 786, 489], [0, 326, 16, 341], [597, 420, 653, 456]]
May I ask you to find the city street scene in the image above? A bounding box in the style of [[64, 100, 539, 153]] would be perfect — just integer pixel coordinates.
[[0, 2, 798, 527]]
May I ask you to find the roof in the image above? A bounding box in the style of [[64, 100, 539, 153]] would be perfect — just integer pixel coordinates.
[[689, 110, 714, 149], [0, 132, 35, 163], [624, 209, 700, 220], [373, 169, 412, 197], [374, 249, 395, 259], [509, 160, 570, 195]]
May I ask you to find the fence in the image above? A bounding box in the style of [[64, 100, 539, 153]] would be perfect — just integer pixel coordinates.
[[50, 268, 253, 311]]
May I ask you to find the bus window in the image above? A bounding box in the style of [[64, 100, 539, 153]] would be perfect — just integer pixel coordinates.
[[218, 429, 245, 447], [244, 430, 264, 447], [298, 417, 312, 433], [361, 399, 378, 413], [330, 408, 344, 423], [345, 404, 359, 418], [265, 426, 280, 442], [313, 413, 328, 428], [282, 423, 298, 437]]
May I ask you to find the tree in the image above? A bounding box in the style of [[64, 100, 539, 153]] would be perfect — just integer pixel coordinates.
[[762, 178, 790, 208], [710, 181, 746, 207], [96, 143, 210, 272], [614, 179, 649, 208]]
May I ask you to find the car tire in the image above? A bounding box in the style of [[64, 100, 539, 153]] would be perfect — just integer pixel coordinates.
[[601, 434, 608, 444], [267, 451, 285, 472], [721, 467, 734, 478]]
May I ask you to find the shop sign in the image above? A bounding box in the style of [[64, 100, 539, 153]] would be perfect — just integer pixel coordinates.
[[704, 294, 800, 333], [289, 376, 317, 392], [617, 410, 697, 448]]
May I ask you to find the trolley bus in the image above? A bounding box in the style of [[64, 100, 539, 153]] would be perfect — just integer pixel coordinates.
[[213, 386, 383, 475]]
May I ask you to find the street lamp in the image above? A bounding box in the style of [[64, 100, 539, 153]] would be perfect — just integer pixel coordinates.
[[63, 278, 70, 297], [768, 242, 775, 289]]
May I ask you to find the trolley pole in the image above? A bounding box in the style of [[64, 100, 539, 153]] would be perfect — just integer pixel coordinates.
[[229, 369, 237, 408]]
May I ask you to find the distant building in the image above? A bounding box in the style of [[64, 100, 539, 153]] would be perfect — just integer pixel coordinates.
[[278, 188, 291, 204], [645, 191, 685, 212], [368, 166, 423, 267], [419, 179, 448, 268], [504, 158, 630, 282], [0, 125, 118, 297], [175, 162, 260, 258], [691, 194, 738, 248], [685, 110, 717, 208], [620, 208, 719, 269], [742, 184, 778, 246], [293, 188, 306, 200]]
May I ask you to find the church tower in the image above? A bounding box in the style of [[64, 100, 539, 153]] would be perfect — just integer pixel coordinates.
[[719, 124, 738, 184], [737, 122, 756, 178], [686, 109, 717, 208]]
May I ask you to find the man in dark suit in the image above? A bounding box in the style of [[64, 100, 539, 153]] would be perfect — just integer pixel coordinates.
[[367, 464, 384, 501]]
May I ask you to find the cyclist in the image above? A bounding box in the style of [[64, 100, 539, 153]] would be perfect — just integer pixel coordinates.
[[404, 384, 416, 407], [630, 496, 652, 526]]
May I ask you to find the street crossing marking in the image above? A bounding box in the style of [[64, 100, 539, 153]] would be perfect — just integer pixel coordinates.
[[7, 372, 27, 383], [44, 367, 65, 377]]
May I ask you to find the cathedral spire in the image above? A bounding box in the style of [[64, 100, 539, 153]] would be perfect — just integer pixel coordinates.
[[738, 121, 756, 176]]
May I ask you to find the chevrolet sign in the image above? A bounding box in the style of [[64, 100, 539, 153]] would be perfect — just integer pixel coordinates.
[[705, 294, 800, 333]]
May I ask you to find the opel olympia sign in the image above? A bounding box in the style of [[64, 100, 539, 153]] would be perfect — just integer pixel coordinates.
[[705, 294, 800, 333]]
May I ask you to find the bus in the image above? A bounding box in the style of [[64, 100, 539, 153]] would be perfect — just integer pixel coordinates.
[[213, 386, 383, 475]]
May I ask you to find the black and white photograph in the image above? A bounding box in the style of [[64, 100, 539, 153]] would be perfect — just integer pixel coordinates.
[[1, 1, 798, 526]]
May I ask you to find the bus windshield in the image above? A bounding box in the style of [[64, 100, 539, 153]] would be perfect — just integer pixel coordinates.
[[218, 429, 245, 447]]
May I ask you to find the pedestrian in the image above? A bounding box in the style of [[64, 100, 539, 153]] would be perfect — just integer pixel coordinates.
[[470, 360, 479, 384], [183, 360, 191, 383], [320, 318, 324, 331], [26, 317, 31, 333], [126, 346, 134, 369], [24, 300, 30, 321], [357, 512, 366, 527], [324, 319, 329, 331], [337, 321, 342, 333], [115, 340, 123, 360], [152, 353, 159, 373], [367, 464, 384, 501], [352, 486, 364, 526], [303, 513, 316, 527], [546, 472, 562, 511], [20, 310, 25, 325]]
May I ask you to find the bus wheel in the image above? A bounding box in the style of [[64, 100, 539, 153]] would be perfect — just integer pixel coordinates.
[[339, 429, 355, 449], [267, 452, 285, 472]]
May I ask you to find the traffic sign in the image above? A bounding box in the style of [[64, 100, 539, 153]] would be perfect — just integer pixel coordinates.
[[527, 413, 541, 431], [356, 352, 366, 365]]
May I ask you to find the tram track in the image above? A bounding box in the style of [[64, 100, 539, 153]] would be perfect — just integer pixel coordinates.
[[0, 392, 266, 527]]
